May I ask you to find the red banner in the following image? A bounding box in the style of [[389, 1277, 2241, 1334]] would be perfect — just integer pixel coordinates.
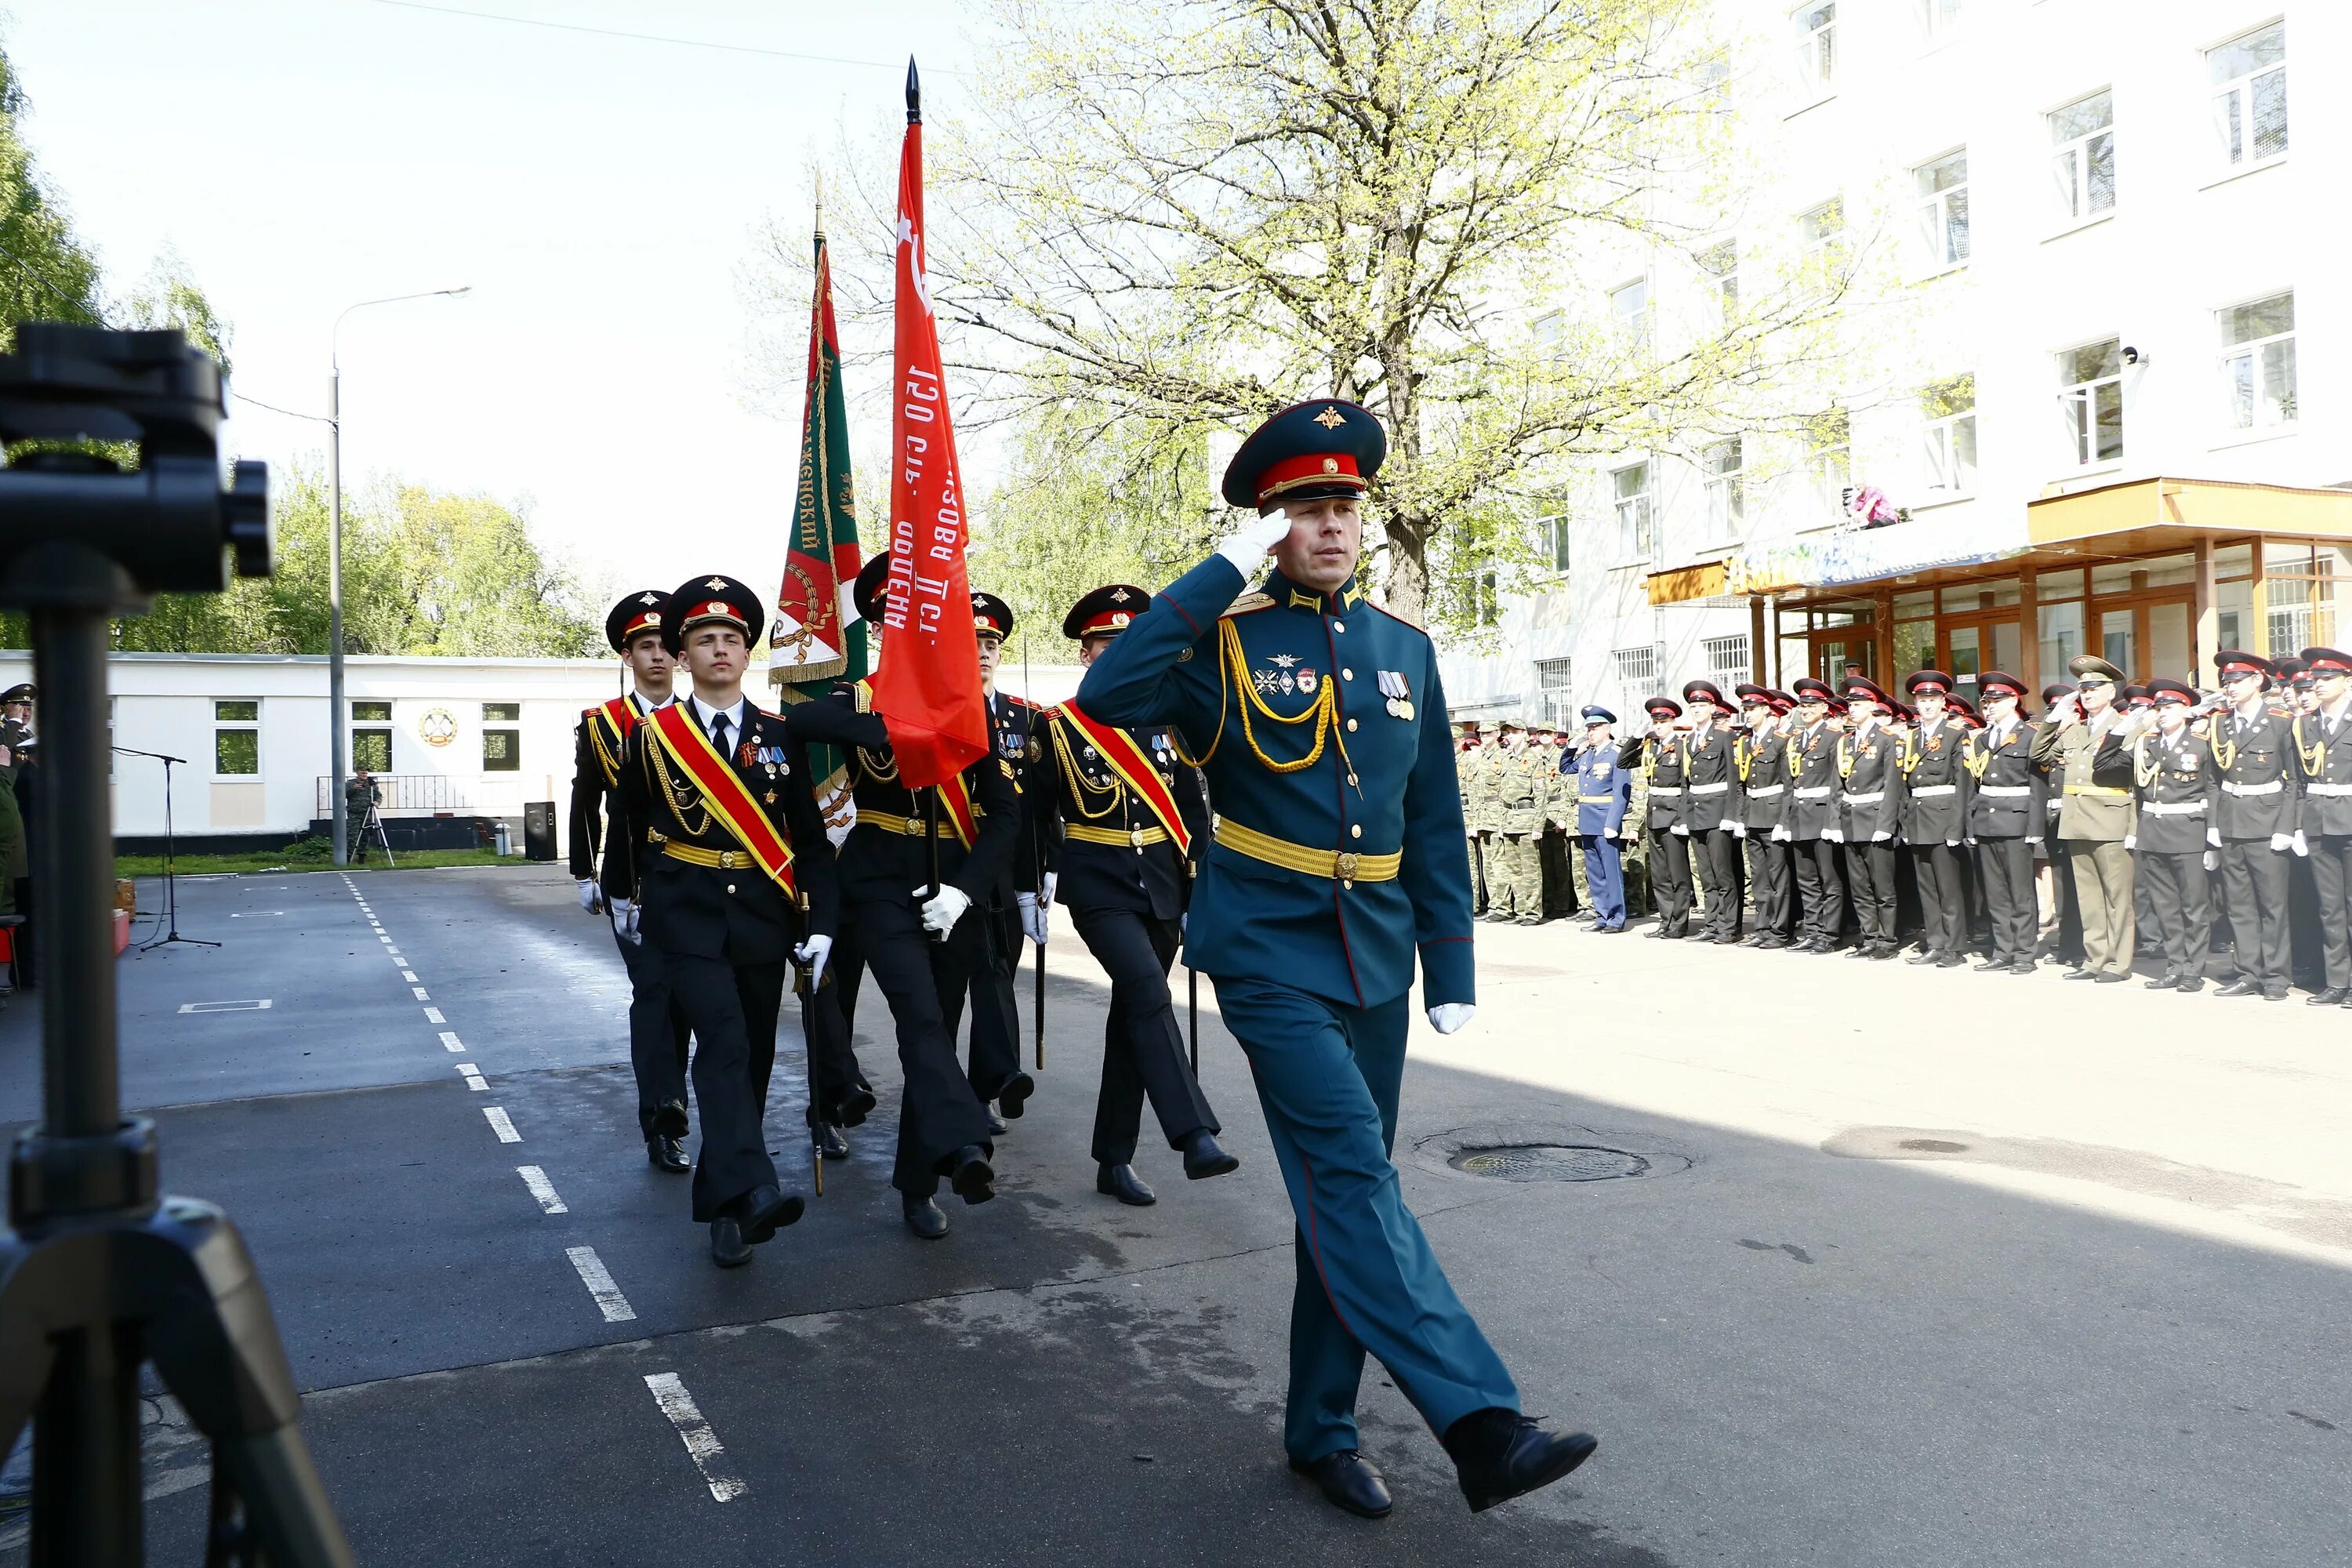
[[868, 79, 987, 789]]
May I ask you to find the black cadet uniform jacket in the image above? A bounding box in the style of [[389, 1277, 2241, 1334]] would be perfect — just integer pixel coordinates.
[[1681, 721, 1743, 829], [1737, 724, 1791, 834], [570, 693, 662, 898], [2210, 704, 2301, 840], [1620, 731, 1686, 833], [608, 702, 839, 967], [784, 687, 1021, 907], [1837, 720, 1907, 840], [1966, 720, 2043, 840], [1899, 715, 1973, 844], [1788, 721, 1842, 839], [2110, 726, 2220, 855], [2297, 703, 2352, 837], [986, 688, 1052, 903], [1038, 707, 1209, 921]]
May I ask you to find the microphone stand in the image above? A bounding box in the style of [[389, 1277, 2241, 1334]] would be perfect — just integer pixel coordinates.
[[113, 745, 218, 951]]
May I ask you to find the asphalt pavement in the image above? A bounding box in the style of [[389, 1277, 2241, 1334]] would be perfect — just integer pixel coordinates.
[[2, 866, 2347, 1565]]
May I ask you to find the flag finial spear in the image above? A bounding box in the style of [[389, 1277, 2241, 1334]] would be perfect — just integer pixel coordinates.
[[906, 56, 921, 124], [814, 168, 825, 238]]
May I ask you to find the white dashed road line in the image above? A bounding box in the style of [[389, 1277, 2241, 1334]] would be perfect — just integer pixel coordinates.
[[483, 1107, 522, 1143], [423, 1007, 446, 1024], [178, 1000, 272, 1014], [643, 1374, 743, 1501], [440, 1032, 465, 1052], [517, 1165, 568, 1214], [568, 1247, 637, 1323], [401, 970, 419, 982], [412, 986, 431, 1000], [456, 1063, 489, 1091]]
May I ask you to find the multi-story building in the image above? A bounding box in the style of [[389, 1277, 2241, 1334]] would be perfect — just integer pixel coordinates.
[[1443, 1, 2348, 724]]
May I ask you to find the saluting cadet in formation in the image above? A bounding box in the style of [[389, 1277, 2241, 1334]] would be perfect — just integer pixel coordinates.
[[1967, 673, 2042, 974], [1786, 678, 1846, 954], [1733, 684, 1793, 949], [1680, 681, 1744, 943], [1898, 670, 1970, 967], [1033, 584, 1237, 1206], [1622, 696, 1693, 937], [1078, 397, 1595, 1521]]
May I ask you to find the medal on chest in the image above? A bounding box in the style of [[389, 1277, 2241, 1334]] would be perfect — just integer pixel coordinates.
[[1377, 670, 1414, 720]]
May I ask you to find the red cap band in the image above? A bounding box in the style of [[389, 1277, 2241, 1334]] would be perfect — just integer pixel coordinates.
[[1255, 451, 1364, 504]]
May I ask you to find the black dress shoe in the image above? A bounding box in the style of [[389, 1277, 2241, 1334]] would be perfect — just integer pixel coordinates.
[[1514, 915, 1544, 927], [2093, 971, 2125, 985], [1182, 1130, 1240, 1180], [710, 1217, 750, 1268], [902, 1195, 949, 1240], [2011, 960, 2038, 976], [2215, 978, 2259, 997], [1975, 958, 2009, 972], [646, 1135, 689, 1173], [1712, 931, 1741, 945], [1756, 935, 1791, 951], [1907, 948, 1944, 966], [652, 1098, 688, 1139], [1442, 1407, 1598, 1515], [1289, 1450, 1392, 1519], [1737, 933, 1765, 948], [813, 1123, 849, 1161], [833, 1085, 877, 1128], [2263, 985, 2290, 1001], [1097, 1163, 1156, 1206], [1846, 943, 1875, 959], [2176, 975, 2204, 993], [986, 1112, 1009, 1137], [2308, 987, 2348, 1006], [996, 1071, 1037, 1120], [2063, 967, 2101, 982], [949, 1145, 996, 1205], [735, 1183, 806, 1245], [1936, 952, 1966, 969], [1870, 942, 1900, 960], [2144, 971, 2181, 990]]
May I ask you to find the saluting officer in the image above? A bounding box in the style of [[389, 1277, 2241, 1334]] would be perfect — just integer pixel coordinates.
[[1786, 678, 1846, 953], [1625, 696, 1693, 937], [969, 589, 1043, 1133], [1040, 585, 1238, 1206], [2107, 680, 2216, 992], [1570, 706, 1632, 932], [608, 576, 840, 1268], [1733, 684, 1793, 949], [2209, 651, 2304, 1000], [1835, 677, 1906, 959], [2293, 647, 2352, 1007], [1681, 681, 1744, 944], [1077, 398, 1595, 1520], [1965, 672, 2042, 975], [785, 556, 1032, 1238], [1898, 670, 1972, 967], [571, 592, 696, 1170], [2032, 655, 2138, 983]]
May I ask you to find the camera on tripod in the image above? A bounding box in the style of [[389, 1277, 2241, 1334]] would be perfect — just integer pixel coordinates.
[[0, 325, 355, 1566]]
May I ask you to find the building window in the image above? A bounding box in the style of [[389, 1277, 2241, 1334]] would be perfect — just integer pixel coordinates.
[[1914, 150, 1969, 270], [1918, 0, 1961, 44], [1531, 309, 1565, 354], [1545, 517, 1573, 574], [2049, 89, 2115, 223], [2057, 339, 2124, 466], [1697, 241, 1738, 331], [1613, 645, 1658, 694], [1793, 2, 1836, 95], [1806, 416, 1849, 521], [1477, 570, 1500, 628], [1703, 439, 1745, 541], [351, 699, 392, 774], [1610, 277, 1651, 353], [2219, 291, 2296, 430], [1921, 375, 1976, 495], [1536, 658, 1575, 729], [213, 699, 259, 776], [1613, 461, 1655, 562], [482, 701, 521, 772], [2209, 20, 2286, 169], [1798, 198, 1843, 299], [1704, 634, 1751, 688]]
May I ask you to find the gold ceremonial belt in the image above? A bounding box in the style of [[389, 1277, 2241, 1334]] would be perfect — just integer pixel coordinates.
[[2063, 784, 2131, 798], [659, 840, 754, 870], [1214, 818, 1400, 884], [1066, 822, 1169, 849], [858, 809, 961, 839]]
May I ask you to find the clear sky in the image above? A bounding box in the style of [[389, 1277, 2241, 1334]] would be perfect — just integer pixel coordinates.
[[7, 0, 976, 609]]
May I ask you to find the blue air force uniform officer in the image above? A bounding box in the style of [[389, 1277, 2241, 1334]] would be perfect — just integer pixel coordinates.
[[1076, 398, 1596, 1521], [1570, 706, 1632, 930]]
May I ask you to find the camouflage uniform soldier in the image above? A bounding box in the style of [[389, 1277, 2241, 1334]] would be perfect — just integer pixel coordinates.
[[1457, 723, 1489, 915], [1486, 723, 1545, 924]]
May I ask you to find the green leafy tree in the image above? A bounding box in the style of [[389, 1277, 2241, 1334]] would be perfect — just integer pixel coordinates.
[[0, 40, 102, 342]]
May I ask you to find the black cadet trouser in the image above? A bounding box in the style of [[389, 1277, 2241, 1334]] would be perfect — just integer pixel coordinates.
[[1648, 826, 1691, 933], [1848, 839, 1899, 944], [1690, 826, 1741, 937], [1070, 907, 1217, 1166], [965, 904, 1025, 1101], [2139, 850, 2212, 978], [1976, 837, 2037, 964], [1745, 834, 1791, 936], [2312, 834, 2352, 990], [660, 950, 786, 1225], [615, 920, 693, 1137], [1913, 843, 1966, 954], [1794, 837, 1843, 944], [2220, 838, 2292, 989], [851, 894, 1000, 1196]]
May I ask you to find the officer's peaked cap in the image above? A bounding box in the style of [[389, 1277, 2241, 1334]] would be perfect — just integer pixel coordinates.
[[1222, 399, 1386, 512]]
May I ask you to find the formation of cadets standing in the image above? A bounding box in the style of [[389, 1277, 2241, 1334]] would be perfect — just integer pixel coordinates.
[[1455, 648, 2352, 1002]]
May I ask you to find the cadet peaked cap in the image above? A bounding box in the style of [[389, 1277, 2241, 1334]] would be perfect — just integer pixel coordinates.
[[1768, 689, 1797, 713], [2273, 655, 2312, 688], [2120, 684, 2151, 708], [1221, 398, 1386, 511], [2215, 648, 2272, 683], [662, 575, 766, 652], [2299, 645, 2351, 676], [1905, 669, 1954, 697], [2041, 681, 2073, 706], [1978, 670, 2027, 701], [1064, 584, 1150, 641], [1644, 695, 1683, 719], [2069, 654, 2123, 685], [971, 591, 1014, 641], [1947, 693, 1978, 719], [0, 683, 33, 704], [1733, 681, 1773, 708], [1682, 679, 1730, 710], [851, 554, 895, 625], [605, 590, 670, 652], [1581, 705, 1616, 726], [1842, 675, 1893, 709], [2147, 677, 2198, 706]]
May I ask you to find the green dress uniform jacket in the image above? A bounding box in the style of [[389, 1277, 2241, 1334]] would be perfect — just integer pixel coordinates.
[[2033, 715, 2136, 842]]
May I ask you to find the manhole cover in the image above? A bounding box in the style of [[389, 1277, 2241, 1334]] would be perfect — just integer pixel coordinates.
[[1897, 1138, 1970, 1153], [1446, 1143, 1650, 1182]]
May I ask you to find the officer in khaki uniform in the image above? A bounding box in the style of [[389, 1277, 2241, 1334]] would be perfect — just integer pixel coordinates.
[[1486, 722, 1546, 924], [2031, 655, 2138, 982]]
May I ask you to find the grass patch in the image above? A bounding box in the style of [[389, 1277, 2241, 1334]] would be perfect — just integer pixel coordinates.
[[115, 848, 532, 878]]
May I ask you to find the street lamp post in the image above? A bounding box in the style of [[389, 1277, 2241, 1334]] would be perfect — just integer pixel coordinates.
[[328, 287, 470, 866]]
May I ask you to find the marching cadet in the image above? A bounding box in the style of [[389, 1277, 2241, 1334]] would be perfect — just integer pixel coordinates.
[[1733, 684, 1792, 949], [1078, 397, 1595, 1521], [1037, 585, 1236, 1206], [608, 575, 840, 1268], [2208, 651, 2304, 1000], [1488, 721, 1547, 925], [1965, 673, 2042, 975], [2032, 655, 2137, 984], [1457, 722, 1488, 916], [1569, 706, 1632, 932], [1786, 678, 1846, 953], [970, 589, 1042, 1134], [1681, 680, 1744, 944], [2293, 647, 2352, 1007], [1625, 696, 1693, 938], [1898, 670, 1971, 967], [1835, 677, 1905, 960], [784, 555, 1032, 1239], [571, 593, 695, 1171], [2106, 679, 2216, 992]]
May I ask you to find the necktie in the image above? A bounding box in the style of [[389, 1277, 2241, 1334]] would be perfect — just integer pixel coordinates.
[[708, 710, 731, 758]]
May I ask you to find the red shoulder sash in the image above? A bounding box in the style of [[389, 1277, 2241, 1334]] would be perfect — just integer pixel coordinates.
[[644, 703, 797, 899], [1054, 701, 1192, 855]]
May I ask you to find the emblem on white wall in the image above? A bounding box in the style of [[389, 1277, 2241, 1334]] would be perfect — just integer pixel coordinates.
[[419, 707, 457, 748]]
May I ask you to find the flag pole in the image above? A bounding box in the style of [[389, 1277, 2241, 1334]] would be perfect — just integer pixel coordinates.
[[1026, 630, 1044, 1069]]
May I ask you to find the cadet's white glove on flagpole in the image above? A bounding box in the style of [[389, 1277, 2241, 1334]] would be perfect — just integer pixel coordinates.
[[919, 884, 973, 935], [577, 877, 601, 913], [1018, 891, 1049, 946], [793, 933, 833, 988], [1216, 511, 1292, 576], [612, 898, 641, 945], [1427, 1003, 1475, 1035], [1039, 870, 1058, 909]]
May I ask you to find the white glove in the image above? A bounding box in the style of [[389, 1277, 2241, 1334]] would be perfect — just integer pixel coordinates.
[[2206, 827, 2223, 848], [1947, 838, 1962, 848], [1671, 822, 1690, 837], [2123, 834, 2136, 851], [1018, 891, 1048, 946], [794, 932, 833, 988], [577, 877, 601, 913], [2270, 832, 2292, 853], [1824, 828, 1844, 843], [612, 898, 641, 946], [919, 884, 973, 935], [1871, 830, 1891, 843], [1427, 1003, 1475, 1035], [1039, 870, 1058, 909], [1728, 822, 1747, 839], [1770, 825, 1791, 844], [1963, 837, 1976, 848], [2292, 829, 2310, 858], [1214, 510, 1292, 575], [2203, 850, 2220, 872]]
